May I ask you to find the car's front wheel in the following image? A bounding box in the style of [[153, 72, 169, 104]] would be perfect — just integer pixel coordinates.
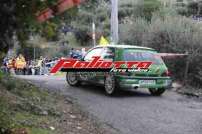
[[149, 88, 166, 96], [104, 74, 118, 95], [66, 72, 80, 86]]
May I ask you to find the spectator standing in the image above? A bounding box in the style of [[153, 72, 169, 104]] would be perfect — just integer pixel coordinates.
[[15, 54, 26, 75], [2, 57, 9, 73], [36, 56, 43, 75], [81, 48, 86, 58], [30, 60, 35, 75], [70, 48, 75, 58]]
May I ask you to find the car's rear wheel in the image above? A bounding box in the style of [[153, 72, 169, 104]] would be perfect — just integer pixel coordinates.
[[66, 72, 80, 86], [149, 88, 166, 96], [104, 74, 118, 95]]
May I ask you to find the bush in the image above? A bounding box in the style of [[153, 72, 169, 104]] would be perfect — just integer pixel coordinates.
[[0, 70, 3, 82], [141, 0, 161, 21], [0, 98, 15, 134], [120, 9, 202, 87], [119, 0, 161, 21], [120, 18, 149, 45], [143, 14, 202, 86]]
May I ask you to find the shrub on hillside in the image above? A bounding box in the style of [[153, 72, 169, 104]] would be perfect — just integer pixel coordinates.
[[120, 11, 202, 87], [143, 15, 202, 86], [120, 18, 149, 45]]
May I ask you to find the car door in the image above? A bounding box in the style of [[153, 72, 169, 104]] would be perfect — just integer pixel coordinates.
[[95, 47, 115, 84], [80, 47, 104, 82]]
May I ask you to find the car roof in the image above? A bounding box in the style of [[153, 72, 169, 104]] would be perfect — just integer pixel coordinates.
[[95, 44, 155, 51]]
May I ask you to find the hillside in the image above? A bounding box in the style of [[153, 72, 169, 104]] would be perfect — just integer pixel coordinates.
[[0, 72, 115, 134]]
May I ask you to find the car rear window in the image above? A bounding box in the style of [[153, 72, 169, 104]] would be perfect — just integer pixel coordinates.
[[123, 49, 164, 64]]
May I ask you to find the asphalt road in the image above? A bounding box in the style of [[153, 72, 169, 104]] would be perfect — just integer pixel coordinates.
[[18, 75, 202, 134]]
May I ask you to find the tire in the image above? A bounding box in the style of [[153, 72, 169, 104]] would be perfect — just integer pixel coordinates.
[[149, 88, 166, 96], [104, 74, 119, 95], [66, 72, 80, 86]]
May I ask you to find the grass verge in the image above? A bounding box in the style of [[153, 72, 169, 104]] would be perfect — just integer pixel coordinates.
[[0, 71, 116, 134]]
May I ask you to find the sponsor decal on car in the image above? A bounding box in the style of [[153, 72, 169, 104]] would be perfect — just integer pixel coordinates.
[[50, 56, 152, 73]]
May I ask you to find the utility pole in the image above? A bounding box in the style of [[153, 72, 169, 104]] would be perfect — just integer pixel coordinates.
[[110, 0, 119, 44], [92, 21, 96, 47]]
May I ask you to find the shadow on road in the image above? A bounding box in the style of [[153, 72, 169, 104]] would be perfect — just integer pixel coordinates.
[[76, 83, 157, 98]]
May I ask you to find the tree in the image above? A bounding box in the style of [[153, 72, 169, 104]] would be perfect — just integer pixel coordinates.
[[0, 0, 16, 61], [0, 0, 61, 62], [61, 0, 110, 46], [0, 0, 109, 62]]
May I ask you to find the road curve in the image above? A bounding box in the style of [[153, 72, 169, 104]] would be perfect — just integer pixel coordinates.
[[18, 75, 202, 134]]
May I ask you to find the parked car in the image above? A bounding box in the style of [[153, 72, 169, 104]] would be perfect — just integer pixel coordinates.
[[65, 45, 172, 96]]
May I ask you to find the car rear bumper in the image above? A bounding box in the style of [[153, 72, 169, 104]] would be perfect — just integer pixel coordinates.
[[116, 76, 172, 90]]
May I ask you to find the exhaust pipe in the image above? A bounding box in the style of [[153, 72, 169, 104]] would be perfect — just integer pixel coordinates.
[[132, 84, 139, 89], [134, 86, 139, 89]]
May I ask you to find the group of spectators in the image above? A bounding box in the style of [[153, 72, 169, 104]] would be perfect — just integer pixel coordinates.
[[69, 48, 86, 59], [1, 47, 87, 75], [1, 54, 59, 75]]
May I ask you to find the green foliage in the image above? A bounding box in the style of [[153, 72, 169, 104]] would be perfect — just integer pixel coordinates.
[[119, 0, 161, 23], [176, 6, 188, 16], [119, 4, 134, 19], [0, 70, 3, 81], [63, 0, 110, 45], [43, 22, 58, 41], [120, 18, 149, 45], [142, 0, 161, 21], [153, 7, 178, 19], [0, 74, 62, 133], [144, 14, 199, 52], [120, 8, 202, 86], [175, 1, 202, 17], [0, 0, 77, 57], [0, 97, 15, 133], [15, 0, 58, 40], [187, 1, 199, 16]]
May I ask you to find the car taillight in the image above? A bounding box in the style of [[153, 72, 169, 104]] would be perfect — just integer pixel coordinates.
[[162, 70, 171, 77]]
